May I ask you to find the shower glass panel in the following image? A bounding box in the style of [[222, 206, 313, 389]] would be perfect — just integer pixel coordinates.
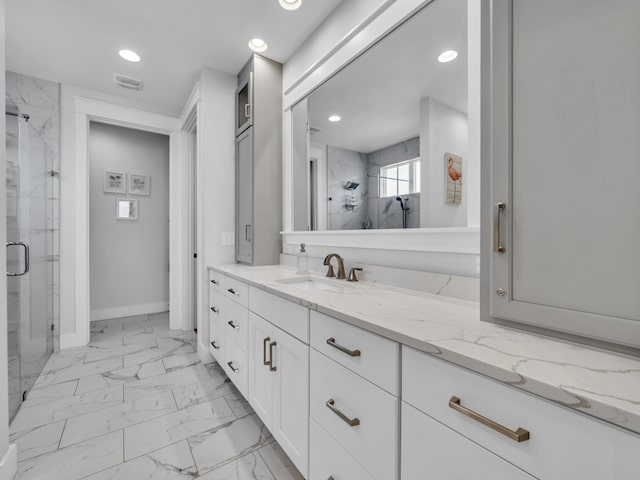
[[6, 98, 54, 421]]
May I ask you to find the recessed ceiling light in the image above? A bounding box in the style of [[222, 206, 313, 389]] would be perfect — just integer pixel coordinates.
[[437, 50, 458, 63], [118, 49, 141, 63], [328, 115, 341, 122], [279, 0, 302, 10], [248, 38, 268, 53]]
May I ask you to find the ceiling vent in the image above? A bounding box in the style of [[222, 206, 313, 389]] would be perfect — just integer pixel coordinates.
[[113, 74, 143, 91], [309, 126, 323, 135]]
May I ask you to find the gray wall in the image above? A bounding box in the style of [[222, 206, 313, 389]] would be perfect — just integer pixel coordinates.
[[89, 122, 169, 316]]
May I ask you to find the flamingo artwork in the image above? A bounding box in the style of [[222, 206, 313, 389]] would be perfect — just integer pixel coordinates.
[[445, 153, 463, 204]]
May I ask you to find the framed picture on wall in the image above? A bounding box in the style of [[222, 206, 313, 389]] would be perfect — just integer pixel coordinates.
[[116, 198, 138, 220], [445, 153, 463, 205], [104, 171, 126, 194], [128, 174, 151, 196]]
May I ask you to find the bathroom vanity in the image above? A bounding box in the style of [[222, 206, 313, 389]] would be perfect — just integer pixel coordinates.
[[208, 264, 640, 480]]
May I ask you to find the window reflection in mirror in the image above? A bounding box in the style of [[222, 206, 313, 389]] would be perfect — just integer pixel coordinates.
[[291, 0, 474, 231]]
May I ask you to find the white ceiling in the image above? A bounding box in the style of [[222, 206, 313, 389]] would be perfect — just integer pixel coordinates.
[[307, 0, 467, 154], [6, 0, 342, 116]]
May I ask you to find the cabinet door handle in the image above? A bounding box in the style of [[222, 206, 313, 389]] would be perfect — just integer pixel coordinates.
[[448, 396, 530, 442], [244, 103, 251, 119], [227, 361, 239, 373], [326, 399, 360, 427], [227, 288, 239, 296], [269, 341, 277, 372], [6, 242, 30, 276], [210, 341, 220, 350], [326, 338, 361, 357], [494, 202, 506, 254], [210, 279, 218, 285], [245, 224, 252, 242], [210, 306, 218, 313], [227, 320, 240, 330], [263, 337, 271, 366]]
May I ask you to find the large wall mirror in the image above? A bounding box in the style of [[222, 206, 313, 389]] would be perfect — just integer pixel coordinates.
[[291, 0, 474, 232]]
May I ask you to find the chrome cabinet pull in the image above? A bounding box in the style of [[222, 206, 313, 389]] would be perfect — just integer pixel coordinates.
[[448, 396, 530, 442], [326, 338, 361, 357], [244, 103, 251, 119], [263, 337, 271, 366], [227, 320, 240, 330], [326, 399, 360, 427], [210, 341, 220, 350], [210, 279, 219, 285], [6, 242, 29, 276], [210, 306, 218, 313], [494, 202, 506, 254], [269, 341, 277, 372], [227, 361, 239, 373], [227, 288, 239, 296], [245, 224, 252, 242]]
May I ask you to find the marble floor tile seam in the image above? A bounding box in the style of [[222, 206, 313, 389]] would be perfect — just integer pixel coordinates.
[[198, 438, 278, 478]]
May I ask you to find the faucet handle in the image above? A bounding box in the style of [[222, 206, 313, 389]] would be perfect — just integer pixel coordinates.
[[325, 264, 336, 278], [347, 267, 363, 282]]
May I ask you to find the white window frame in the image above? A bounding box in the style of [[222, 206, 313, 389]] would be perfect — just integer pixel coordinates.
[[379, 157, 420, 198]]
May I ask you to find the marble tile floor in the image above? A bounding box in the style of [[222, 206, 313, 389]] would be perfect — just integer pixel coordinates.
[[9, 312, 304, 480]]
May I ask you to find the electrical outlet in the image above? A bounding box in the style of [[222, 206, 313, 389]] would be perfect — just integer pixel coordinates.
[[221, 232, 235, 246]]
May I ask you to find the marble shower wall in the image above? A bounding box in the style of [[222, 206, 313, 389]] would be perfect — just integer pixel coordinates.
[[366, 137, 420, 229], [6, 71, 60, 352], [327, 145, 369, 230]]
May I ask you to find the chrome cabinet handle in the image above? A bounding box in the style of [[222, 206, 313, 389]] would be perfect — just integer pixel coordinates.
[[210, 306, 218, 313], [263, 337, 271, 366], [269, 341, 277, 372], [227, 320, 240, 330], [326, 338, 361, 357], [449, 396, 530, 442], [6, 242, 29, 276], [244, 103, 251, 119], [227, 361, 239, 373], [210, 341, 220, 350], [245, 224, 251, 242], [227, 288, 239, 296], [210, 279, 219, 285], [494, 202, 506, 254], [326, 399, 360, 427]]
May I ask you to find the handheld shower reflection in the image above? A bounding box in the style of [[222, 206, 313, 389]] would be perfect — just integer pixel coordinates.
[[395, 196, 409, 228]]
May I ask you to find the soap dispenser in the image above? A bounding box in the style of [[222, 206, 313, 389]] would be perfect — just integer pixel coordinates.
[[296, 243, 308, 274]]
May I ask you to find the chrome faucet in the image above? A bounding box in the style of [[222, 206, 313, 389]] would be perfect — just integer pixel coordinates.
[[323, 253, 346, 280]]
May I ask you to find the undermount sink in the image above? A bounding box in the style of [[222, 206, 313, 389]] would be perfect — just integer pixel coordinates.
[[275, 275, 349, 293]]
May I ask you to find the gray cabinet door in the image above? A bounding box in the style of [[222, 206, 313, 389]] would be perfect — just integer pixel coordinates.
[[486, 0, 640, 348], [236, 128, 253, 263]]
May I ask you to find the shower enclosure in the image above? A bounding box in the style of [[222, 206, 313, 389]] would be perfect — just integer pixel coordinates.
[[6, 98, 56, 421]]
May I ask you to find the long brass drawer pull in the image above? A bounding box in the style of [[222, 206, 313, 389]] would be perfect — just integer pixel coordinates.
[[448, 396, 530, 442], [210, 341, 220, 350], [494, 202, 506, 254], [269, 341, 277, 372], [227, 320, 240, 330], [326, 399, 360, 427], [210, 306, 218, 313], [227, 361, 239, 373], [227, 288, 240, 296], [263, 337, 271, 366], [326, 338, 361, 357]]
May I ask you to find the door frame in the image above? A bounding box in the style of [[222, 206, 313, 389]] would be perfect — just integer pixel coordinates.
[[63, 96, 191, 348]]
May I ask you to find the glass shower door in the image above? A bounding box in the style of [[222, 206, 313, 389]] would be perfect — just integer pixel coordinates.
[[6, 100, 54, 421]]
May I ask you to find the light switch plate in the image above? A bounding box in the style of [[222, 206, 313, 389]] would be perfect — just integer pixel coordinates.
[[221, 232, 235, 246]]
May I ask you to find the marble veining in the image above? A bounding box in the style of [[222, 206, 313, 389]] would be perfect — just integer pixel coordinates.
[[11, 314, 303, 480], [210, 264, 640, 435]]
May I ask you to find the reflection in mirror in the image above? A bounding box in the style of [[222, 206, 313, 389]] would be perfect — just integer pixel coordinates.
[[292, 0, 472, 231]]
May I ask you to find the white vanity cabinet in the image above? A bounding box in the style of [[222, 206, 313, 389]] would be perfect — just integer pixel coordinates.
[[485, 0, 640, 348], [402, 347, 640, 480]]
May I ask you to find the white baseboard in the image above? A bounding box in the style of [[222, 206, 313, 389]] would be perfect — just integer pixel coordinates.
[[60, 331, 88, 349], [0, 444, 17, 480], [197, 341, 214, 364], [90, 302, 169, 322]]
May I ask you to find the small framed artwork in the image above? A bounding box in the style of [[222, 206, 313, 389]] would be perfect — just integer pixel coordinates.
[[445, 152, 463, 205], [128, 174, 150, 196], [116, 198, 138, 220], [104, 171, 126, 194]]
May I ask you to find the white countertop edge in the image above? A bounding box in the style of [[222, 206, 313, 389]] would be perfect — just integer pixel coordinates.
[[207, 264, 640, 436]]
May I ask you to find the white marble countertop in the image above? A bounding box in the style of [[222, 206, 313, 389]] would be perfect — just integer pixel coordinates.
[[209, 264, 640, 435]]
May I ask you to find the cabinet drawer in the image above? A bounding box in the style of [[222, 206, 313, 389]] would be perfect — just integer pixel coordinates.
[[402, 402, 534, 480], [209, 291, 227, 332], [224, 300, 249, 353], [222, 336, 248, 398], [222, 276, 249, 307], [310, 311, 399, 395], [309, 420, 375, 480], [403, 347, 640, 479], [208, 326, 225, 365], [209, 271, 225, 291], [310, 349, 398, 480], [249, 286, 309, 343]]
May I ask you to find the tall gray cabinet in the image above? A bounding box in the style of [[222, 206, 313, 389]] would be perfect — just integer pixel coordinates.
[[235, 55, 283, 265], [482, 0, 640, 349]]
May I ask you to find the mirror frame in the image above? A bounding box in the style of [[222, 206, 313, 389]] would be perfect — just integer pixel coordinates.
[[281, 0, 480, 267]]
